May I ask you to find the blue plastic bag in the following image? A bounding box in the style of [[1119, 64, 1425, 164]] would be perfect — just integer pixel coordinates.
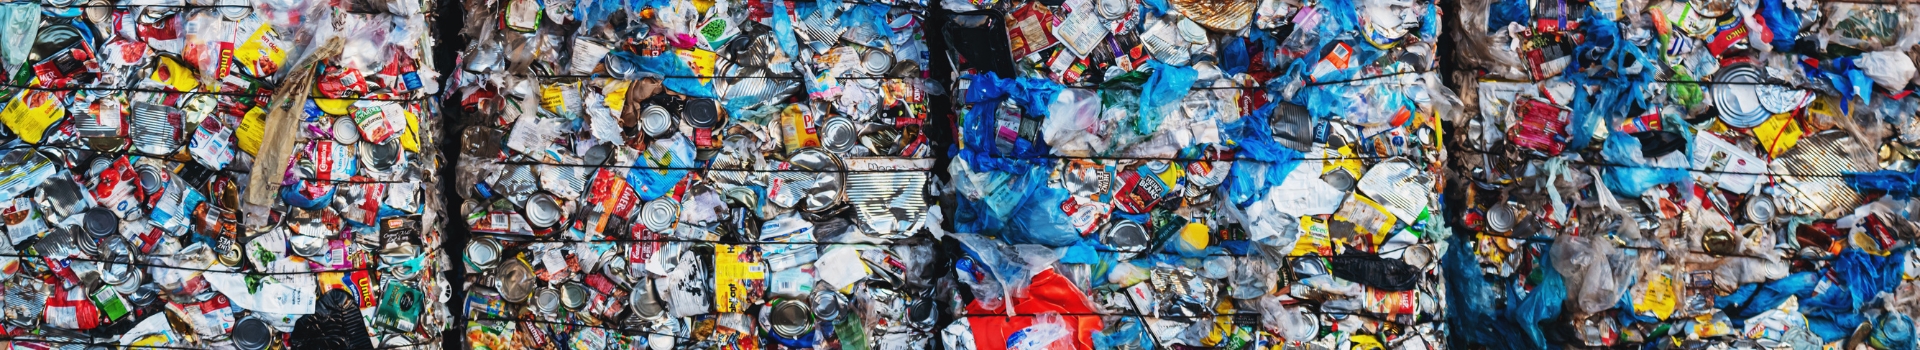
[[1601, 132, 1689, 197], [1133, 61, 1198, 135]]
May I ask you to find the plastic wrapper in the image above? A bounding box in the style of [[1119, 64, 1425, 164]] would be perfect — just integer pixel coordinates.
[[940, 0, 1451, 347], [446, 0, 941, 347], [1449, 0, 1920, 347]]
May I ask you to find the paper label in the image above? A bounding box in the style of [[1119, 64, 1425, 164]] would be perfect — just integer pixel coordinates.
[[713, 244, 765, 312]]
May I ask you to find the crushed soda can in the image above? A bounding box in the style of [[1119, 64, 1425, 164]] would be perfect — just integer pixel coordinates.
[[448, 0, 941, 347], [939, 0, 1451, 347], [1449, 0, 1920, 348], [0, 0, 447, 348]]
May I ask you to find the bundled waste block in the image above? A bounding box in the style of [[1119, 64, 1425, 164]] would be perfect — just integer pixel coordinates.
[[446, 0, 941, 347], [938, 0, 1454, 347], [0, 0, 448, 348], [1449, 0, 1920, 348]]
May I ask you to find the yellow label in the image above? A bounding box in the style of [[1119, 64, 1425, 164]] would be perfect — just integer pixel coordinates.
[[540, 83, 569, 113], [236, 107, 266, 155], [1290, 215, 1332, 257], [233, 24, 286, 77], [400, 107, 420, 152], [604, 82, 629, 112], [1753, 112, 1802, 158], [1350, 335, 1385, 350], [1155, 162, 1186, 189], [151, 56, 200, 91], [1636, 271, 1676, 320], [713, 244, 766, 312], [678, 49, 718, 85], [1, 90, 66, 144], [1179, 222, 1211, 251], [1327, 146, 1364, 177]]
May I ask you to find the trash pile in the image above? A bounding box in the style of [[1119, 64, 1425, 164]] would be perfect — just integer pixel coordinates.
[[0, 0, 448, 348], [1449, 0, 1920, 348], [446, 0, 939, 347], [940, 0, 1452, 347]]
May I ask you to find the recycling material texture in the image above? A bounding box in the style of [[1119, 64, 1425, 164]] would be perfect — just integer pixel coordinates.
[[0, 0, 449, 348], [11, 0, 1920, 349]]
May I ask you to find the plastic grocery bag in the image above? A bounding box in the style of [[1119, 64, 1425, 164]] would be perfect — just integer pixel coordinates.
[[1601, 132, 1689, 197], [1551, 234, 1627, 315], [1508, 249, 1568, 349], [1003, 174, 1083, 247], [1006, 313, 1073, 350], [1133, 61, 1198, 135], [1804, 249, 1907, 341]]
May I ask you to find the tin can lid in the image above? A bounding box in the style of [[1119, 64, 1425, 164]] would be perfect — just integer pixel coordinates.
[[232, 317, 275, 350], [523, 193, 562, 229], [640, 198, 680, 233], [820, 117, 857, 153], [862, 50, 893, 75], [629, 279, 666, 319], [466, 237, 502, 271], [494, 259, 536, 303], [1103, 220, 1148, 249], [1747, 194, 1775, 224], [333, 117, 361, 145], [560, 282, 590, 310], [641, 105, 674, 137], [684, 98, 722, 128], [136, 165, 166, 196], [81, 207, 117, 239], [357, 138, 402, 174], [810, 290, 843, 321], [769, 299, 814, 338], [1487, 202, 1517, 233], [533, 287, 562, 315], [1711, 66, 1769, 129]]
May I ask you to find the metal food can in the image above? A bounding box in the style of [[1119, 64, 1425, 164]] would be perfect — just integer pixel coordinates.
[[81, 207, 117, 239], [560, 282, 591, 312], [820, 117, 857, 154], [768, 299, 814, 339], [532, 286, 562, 316], [523, 192, 562, 230], [332, 117, 362, 145], [685, 98, 723, 148], [639, 198, 680, 233], [1746, 194, 1775, 224], [357, 138, 402, 176], [1486, 202, 1517, 233], [861, 49, 894, 76], [1102, 220, 1149, 258], [466, 236, 503, 271], [629, 278, 665, 319], [641, 104, 675, 137], [810, 290, 843, 321], [232, 316, 276, 350], [494, 259, 536, 303]]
